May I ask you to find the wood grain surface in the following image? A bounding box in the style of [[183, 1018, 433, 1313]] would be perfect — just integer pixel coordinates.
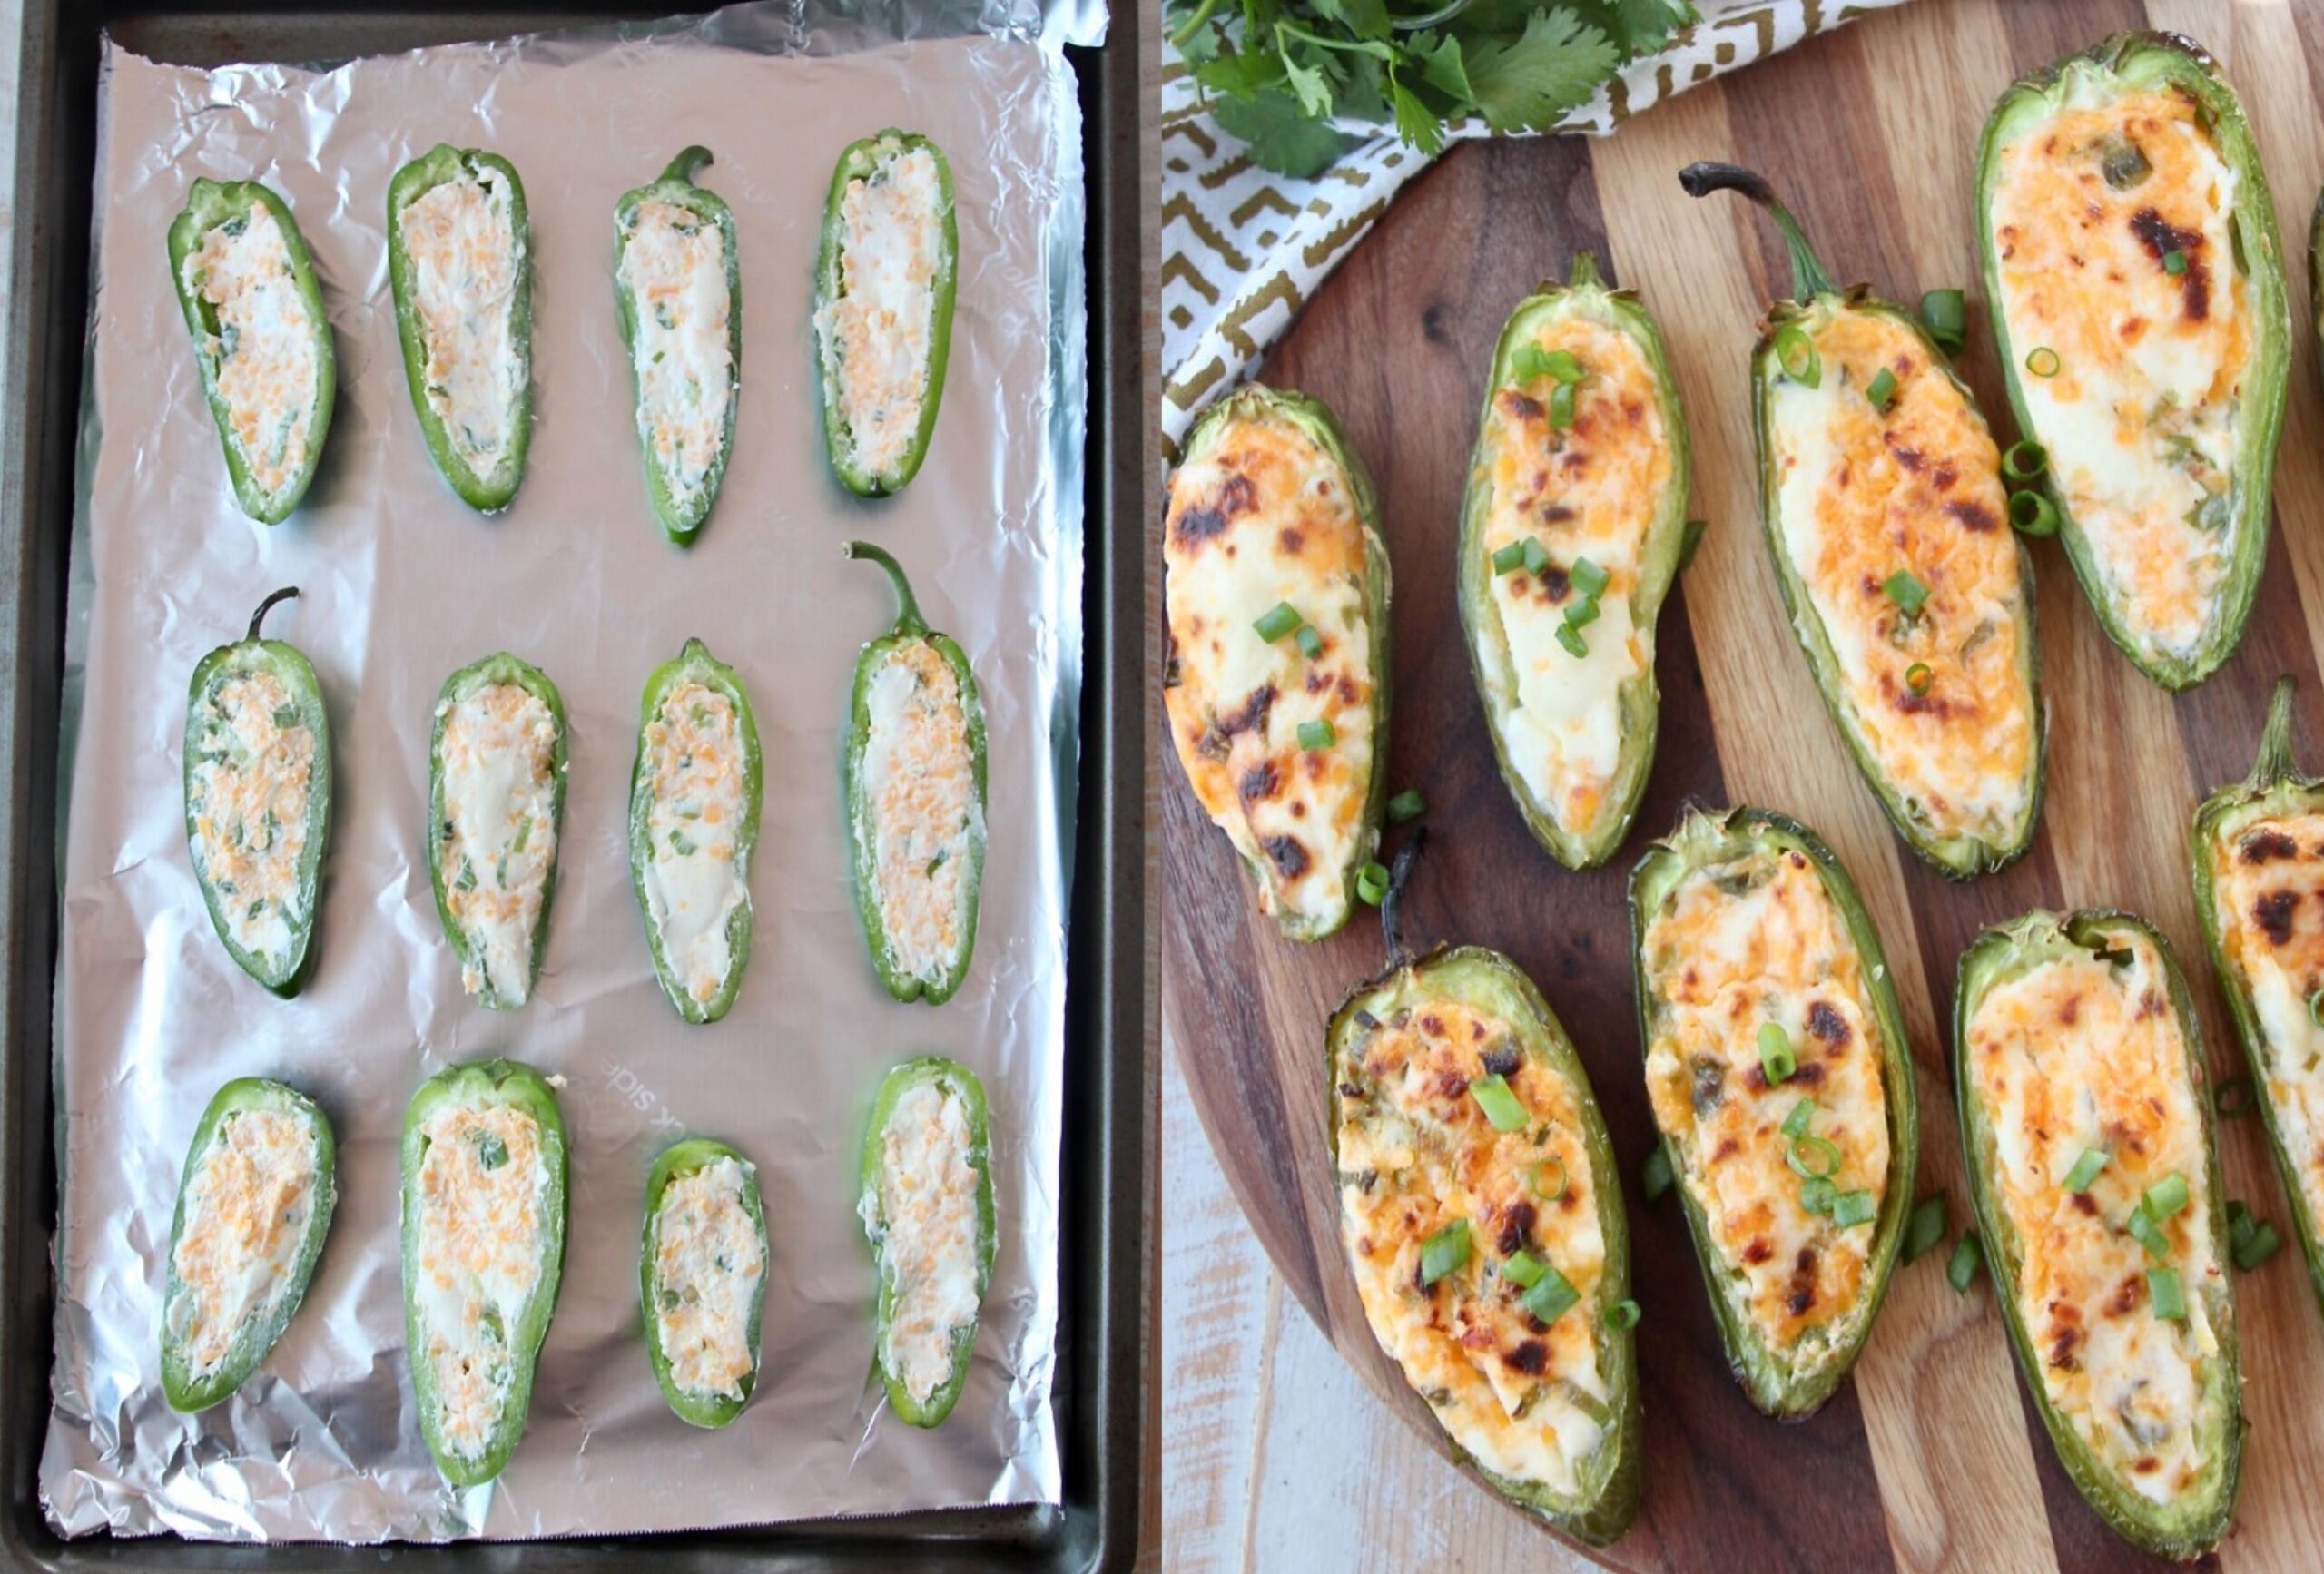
[[1159, 1, 2324, 1569]]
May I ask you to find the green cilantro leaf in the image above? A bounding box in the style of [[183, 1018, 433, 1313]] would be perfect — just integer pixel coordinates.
[[1412, 32, 1472, 102], [1215, 87, 1357, 177], [1463, 10, 1620, 134]]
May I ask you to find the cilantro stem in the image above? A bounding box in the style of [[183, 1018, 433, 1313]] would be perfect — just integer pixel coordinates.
[[1390, 0, 1472, 29], [1170, 0, 1224, 50]]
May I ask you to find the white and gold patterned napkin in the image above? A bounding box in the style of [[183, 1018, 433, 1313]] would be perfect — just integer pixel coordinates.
[[1161, 0, 1915, 448]]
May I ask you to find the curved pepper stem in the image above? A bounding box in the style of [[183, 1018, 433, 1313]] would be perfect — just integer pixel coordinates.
[[1567, 251, 1605, 291], [2247, 674, 2303, 790], [1678, 161, 1840, 301], [247, 585, 300, 643], [660, 145, 714, 186], [844, 541, 930, 635], [1379, 829, 1426, 969]]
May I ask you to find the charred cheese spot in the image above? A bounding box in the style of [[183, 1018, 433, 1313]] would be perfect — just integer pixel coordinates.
[[1472, 316, 1673, 836], [1165, 406, 1376, 929], [1640, 848, 1888, 1353], [1966, 931, 2223, 1504], [1768, 306, 2034, 849], [1991, 85, 2248, 663], [1335, 998, 1610, 1494], [2210, 809, 2324, 1254]]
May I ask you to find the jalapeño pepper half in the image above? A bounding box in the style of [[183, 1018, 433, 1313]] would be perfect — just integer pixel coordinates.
[[640, 1137, 769, 1429]]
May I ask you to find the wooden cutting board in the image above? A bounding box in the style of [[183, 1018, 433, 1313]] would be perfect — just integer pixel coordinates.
[[1160, 1, 2324, 1569]]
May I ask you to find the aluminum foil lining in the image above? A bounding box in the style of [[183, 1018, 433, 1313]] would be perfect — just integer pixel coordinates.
[[41, 0, 1086, 1542]]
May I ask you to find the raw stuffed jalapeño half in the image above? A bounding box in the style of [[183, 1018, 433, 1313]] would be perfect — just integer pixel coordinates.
[[1328, 853, 1640, 1546], [1682, 162, 2043, 879], [1458, 252, 1689, 869], [630, 639, 763, 1024], [161, 1078, 336, 1412], [167, 177, 337, 525], [842, 543, 986, 1005], [859, 1058, 995, 1428], [1164, 385, 1391, 939], [615, 147, 740, 545], [388, 144, 533, 511], [814, 131, 958, 497], [400, 1058, 567, 1487], [1978, 33, 2288, 689], [184, 588, 331, 995], [641, 1138, 768, 1428], [2192, 677, 2324, 1319], [1955, 910, 2241, 1558], [1629, 803, 1916, 1418], [428, 654, 567, 1010]]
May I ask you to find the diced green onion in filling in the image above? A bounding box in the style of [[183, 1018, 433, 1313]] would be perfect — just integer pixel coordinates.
[[1555, 623, 1588, 659], [1547, 381, 1577, 431], [1253, 602, 1301, 643], [2142, 1172, 2189, 1223], [2008, 490, 2059, 537], [2001, 440, 2047, 483], [1917, 289, 1965, 353], [2148, 1265, 2186, 1321], [2127, 1206, 2170, 1261], [1866, 368, 1897, 411], [1468, 1074, 1529, 1134], [1787, 1134, 1841, 1181], [1568, 556, 1610, 600], [1780, 1098, 1817, 1139], [1774, 323, 1819, 387], [2063, 1147, 2109, 1194], [1502, 1249, 1548, 1290], [1830, 1189, 1876, 1228], [1905, 662, 1933, 696], [1354, 861, 1390, 906], [2162, 249, 2187, 276], [1757, 1022, 1797, 1084], [1881, 569, 1930, 619], [1607, 1298, 1641, 1331], [1521, 1264, 1579, 1325], [1297, 719, 1335, 751], [1492, 540, 1528, 575], [1420, 1220, 1470, 1288], [2024, 346, 2061, 379], [1295, 624, 1324, 659]]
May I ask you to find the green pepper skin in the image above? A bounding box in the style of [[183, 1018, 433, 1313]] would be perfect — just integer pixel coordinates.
[[426, 653, 568, 1011], [859, 1058, 996, 1428], [387, 145, 533, 511], [160, 1078, 337, 1412], [1326, 946, 1640, 1546], [1954, 910, 2242, 1558], [2191, 676, 2324, 1320], [1456, 252, 1690, 870], [842, 543, 987, 1004], [1682, 162, 2044, 879], [1167, 384, 1393, 940], [166, 178, 338, 526], [399, 1058, 568, 1487], [813, 131, 959, 497], [628, 638, 763, 1025], [182, 588, 332, 996], [1628, 804, 1917, 1419], [614, 148, 741, 546], [1976, 33, 2288, 690], [639, 1137, 768, 1429]]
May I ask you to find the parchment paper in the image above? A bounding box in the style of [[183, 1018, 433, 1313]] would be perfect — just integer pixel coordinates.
[[41, 2, 1084, 1542]]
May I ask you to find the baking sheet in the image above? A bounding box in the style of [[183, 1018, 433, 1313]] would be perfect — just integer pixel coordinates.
[[40, 2, 1085, 1542]]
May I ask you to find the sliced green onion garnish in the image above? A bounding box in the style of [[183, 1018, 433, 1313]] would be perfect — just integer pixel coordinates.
[[1502, 1249, 1548, 1290], [1355, 861, 1390, 906], [1947, 1231, 1984, 1294], [1882, 569, 1930, 619], [1905, 663, 1933, 696], [1254, 601, 1302, 643], [1297, 719, 1335, 751], [1556, 622, 1588, 659], [1492, 540, 1529, 575], [1607, 1298, 1641, 1331], [2001, 440, 2047, 483], [1541, 349, 1585, 385], [1774, 323, 1820, 387], [1781, 1098, 1817, 1139], [1678, 517, 1708, 572], [2214, 1077, 2255, 1119], [1563, 595, 1601, 631], [1787, 1133, 1841, 1180], [1521, 537, 1551, 576], [1521, 1264, 1580, 1324], [2063, 1147, 2108, 1193], [1420, 1220, 1470, 1287], [1295, 624, 1324, 659], [1758, 1022, 1797, 1085], [1866, 368, 1897, 411], [2009, 490, 2059, 537], [2025, 346, 2061, 378], [2309, 987, 2324, 1028], [1531, 1157, 1568, 1202], [1470, 1074, 1529, 1134], [2233, 1218, 2281, 1273], [2142, 1172, 2190, 1223], [1569, 556, 1610, 599], [2127, 1206, 2170, 1261], [2148, 1266, 2186, 1321], [1904, 1194, 1947, 1264], [1548, 380, 1577, 431], [1830, 1189, 1876, 1228], [2162, 249, 2187, 276], [1641, 1146, 1673, 1202], [1918, 289, 1966, 352], [1387, 788, 1426, 824], [1800, 1176, 1837, 1216]]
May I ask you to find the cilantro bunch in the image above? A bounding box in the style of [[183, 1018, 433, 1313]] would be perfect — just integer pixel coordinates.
[[1170, 0, 1698, 177]]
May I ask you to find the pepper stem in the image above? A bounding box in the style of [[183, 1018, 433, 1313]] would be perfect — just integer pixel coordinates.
[[2247, 675, 2303, 790], [246, 586, 300, 643], [843, 541, 930, 635], [1379, 829, 1427, 969], [1567, 251, 1605, 291], [660, 145, 714, 186], [1678, 162, 1840, 301]]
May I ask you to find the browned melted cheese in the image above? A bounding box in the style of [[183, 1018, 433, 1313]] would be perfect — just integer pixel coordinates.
[[2208, 811, 2324, 1237]]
